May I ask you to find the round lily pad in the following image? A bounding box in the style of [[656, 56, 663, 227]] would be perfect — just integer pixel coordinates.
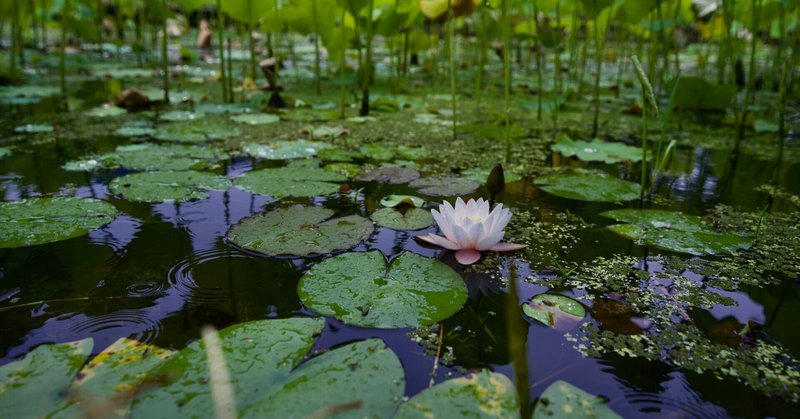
[[371, 208, 433, 230], [109, 171, 231, 203], [0, 147, 11, 159], [356, 166, 420, 184], [533, 380, 621, 418], [534, 174, 640, 202], [242, 140, 331, 160], [298, 251, 468, 328], [154, 121, 238, 143], [552, 136, 649, 163], [0, 197, 117, 248], [359, 143, 396, 161], [522, 294, 586, 330], [14, 124, 53, 134], [86, 105, 127, 117], [114, 126, 155, 137], [234, 162, 345, 198], [64, 144, 227, 172], [323, 162, 361, 178], [231, 113, 280, 125], [410, 176, 480, 197], [317, 147, 365, 162], [380, 195, 425, 208], [396, 145, 428, 160], [461, 167, 522, 183], [600, 209, 753, 255], [159, 111, 205, 122], [226, 205, 374, 256], [394, 371, 518, 418]]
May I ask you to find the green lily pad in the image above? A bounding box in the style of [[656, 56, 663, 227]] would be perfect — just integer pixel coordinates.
[[371, 208, 433, 230], [394, 371, 519, 418], [0, 147, 11, 159], [356, 167, 420, 184], [159, 111, 205, 122], [522, 294, 586, 330], [14, 123, 53, 134], [242, 140, 331, 160], [0, 339, 93, 419], [317, 147, 365, 162], [305, 125, 349, 139], [0, 197, 117, 248], [298, 251, 468, 328], [533, 380, 621, 419], [600, 209, 753, 255], [64, 144, 227, 172], [227, 205, 373, 256], [234, 161, 345, 198], [86, 105, 127, 117], [114, 126, 156, 137], [58, 338, 174, 417], [231, 113, 280, 125], [380, 195, 425, 208], [280, 109, 337, 122], [131, 318, 326, 418], [552, 136, 649, 163], [109, 171, 231, 203], [194, 103, 254, 114], [154, 122, 238, 143], [242, 338, 404, 418], [0, 85, 60, 98], [346, 116, 377, 123], [461, 167, 523, 183], [359, 143, 396, 161], [754, 119, 779, 133], [410, 176, 480, 197], [534, 174, 641, 202], [324, 162, 361, 178], [396, 145, 428, 160]]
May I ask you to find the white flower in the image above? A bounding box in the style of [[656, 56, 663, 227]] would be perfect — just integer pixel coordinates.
[[416, 197, 525, 265]]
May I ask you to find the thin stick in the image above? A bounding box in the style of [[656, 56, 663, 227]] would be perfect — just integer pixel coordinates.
[[428, 323, 445, 388], [201, 326, 237, 419]]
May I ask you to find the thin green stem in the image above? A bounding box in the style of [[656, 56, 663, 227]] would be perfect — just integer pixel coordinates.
[[502, 0, 512, 164], [448, 0, 457, 142], [161, 0, 170, 104], [216, 0, 228, 103]]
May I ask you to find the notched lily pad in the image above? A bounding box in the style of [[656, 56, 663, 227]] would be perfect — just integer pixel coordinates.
[[356, 166, 420, 184], [371, 208, 433, 230], [242, 140, 331, 160], [552, 136, 649, 163], [234, 161, 345, 198], [461, 167, 522, 183], [534, 173, 640, 202], [0, 339, 93, 418], [600, 209, 753, 255], [380, 195, 425, 208], [410, 176, 480, 197], [109, 171, 231, 203], [298, 251, 468, 328], [64, 143, 227, 172], [395, 371, 518, 418], [226, 205, 374, 256], [522, 294, 586, 330], [0, 197, 117, 248], [533, 380, 620, 419], [231, 113, 280, 125]]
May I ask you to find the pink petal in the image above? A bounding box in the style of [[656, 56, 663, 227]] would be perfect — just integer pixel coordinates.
[[416, 234, 461, 250], [455, 249, 482, 265], [489, 242, 527, 252]]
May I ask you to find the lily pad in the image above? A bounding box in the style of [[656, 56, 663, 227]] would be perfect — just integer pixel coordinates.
[[304, 125, 349, 139], [396, 145, 428, 160], [194, 103, 253, 114], [159, 111, 205, 122], [372, 208, 433, 230], [234, 161, 345, 198], [359, 143, 396, 161], [131, 318, 326, 418], [242, 140, 331, 160], [552, 136, 648, 163], [0, 147, 11, 159], [600, 209, 753, 255], [324, 162, 361, 178], [317, 147, 365, 162], [154, 122, 238, 143], [0, 339, 93, 419], [394, 371, 519, 419], [64, 144, 227, 172], [0, 197, 117, 248], [298, 251, 468, 328], [231, 113, 280, 125], [356, 167, 420, 184], [0, 85, 60, 99], [59, 338, 174, 418], [533, 380, 621, 419], [114, 126, 155, 137], [461, 167, 522, 183], [14, 123, 53, 134], [380, 195, 425, 208], [410, 176, 480, 197], [522, 294, 586, 330], [226, 205, 373, 256], [534, 174, 640, 202], [109, 171, 231, 203], [86, 105, 127, 117]]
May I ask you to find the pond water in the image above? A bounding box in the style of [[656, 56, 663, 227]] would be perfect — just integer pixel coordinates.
[[1, 41, 799, 418]]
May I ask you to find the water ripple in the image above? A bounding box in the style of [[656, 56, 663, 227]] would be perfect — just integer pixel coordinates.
[[69, 309, 163, 344]]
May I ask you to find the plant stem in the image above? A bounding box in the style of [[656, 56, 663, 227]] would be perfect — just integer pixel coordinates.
[[504, 264, 531, 419], [502, 0, 512, 164], [360, 0, 375, 116], [216, 0, 228, 103], [340, 7, 347, 118], [591, 0, 603, 138], [247, 1, 257, 81], [448, 0, 457, 142], [532, 0, 543, 121], [735, 0, 761, 160], [60, 0, 69, 111], [161, 0, 170, 104], [312, 0, 321, 94]]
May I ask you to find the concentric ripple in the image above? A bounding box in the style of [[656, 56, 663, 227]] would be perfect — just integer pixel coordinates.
[[166, 248, 250, 307], [69, 309, 163, 344]]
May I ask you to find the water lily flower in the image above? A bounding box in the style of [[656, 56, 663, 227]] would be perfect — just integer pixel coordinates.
[[416, 197, 526, 265]]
